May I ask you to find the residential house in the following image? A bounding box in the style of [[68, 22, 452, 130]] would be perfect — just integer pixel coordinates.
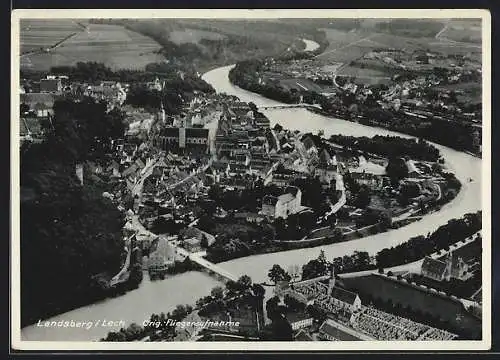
[[285, 313, 314, 331], [20, 93, 58, 118], [40, 77, 62, 93], [261, 186, 302, 219]]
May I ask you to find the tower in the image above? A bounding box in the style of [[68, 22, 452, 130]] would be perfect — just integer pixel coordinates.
[[444, 250, 453, 281], [328, 264, 336, 294], [158, 101, 165, 124]]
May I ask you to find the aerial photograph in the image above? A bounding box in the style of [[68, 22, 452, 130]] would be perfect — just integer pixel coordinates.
[[14, 11, 487, 349]]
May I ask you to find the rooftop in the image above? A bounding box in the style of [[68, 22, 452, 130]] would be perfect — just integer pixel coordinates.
[[330, 286, 358, 305], [421, 256, 448, 277]]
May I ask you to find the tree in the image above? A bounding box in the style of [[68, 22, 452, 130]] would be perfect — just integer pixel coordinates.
[[237, 275, 253, 291], [318, 250, 327, 265], [252, 283, 266, 298], [271, 316, 293, 341], [200, 234, 209, 249], [379, 212, 393, 230], [353, 185, 372, 209], [20, 103, 30, 114], [266, 296, 281, 320], [210, 286, 224, 300], [386, 157, 409, 184], [301, 259, 328, 280], [171, 304, 187, 321], [268, 264, 291, 284]]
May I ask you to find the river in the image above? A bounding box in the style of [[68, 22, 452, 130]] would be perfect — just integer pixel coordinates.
[[21, 61, 481, 342], [302, 38, 320, 52]]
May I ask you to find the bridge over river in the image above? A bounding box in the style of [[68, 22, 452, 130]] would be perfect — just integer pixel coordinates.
[[257, 103, 322, 111], [175, 246, 238, 283]]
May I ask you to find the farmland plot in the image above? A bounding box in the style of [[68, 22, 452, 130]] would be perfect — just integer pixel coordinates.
[[20, 19, 85, 54], [21, 23, 164, 71]]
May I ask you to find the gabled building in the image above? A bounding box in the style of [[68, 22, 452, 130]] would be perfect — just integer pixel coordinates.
[[261, 186, 302, 219], [315, 148, 338, 184], [421, 252, 469, 282], [154, 127, 209, 154], [285, 313, 314, 331]]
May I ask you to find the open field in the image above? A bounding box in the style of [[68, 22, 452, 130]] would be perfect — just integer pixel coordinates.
[[20, 19, 86, 54], [279, 78, 324, 93], [437, 19, 482, 44], [21, 23, 164, 71], [169, 28, 225, 44], [314, 25, 482, 66], [337, 65, 393, 85]]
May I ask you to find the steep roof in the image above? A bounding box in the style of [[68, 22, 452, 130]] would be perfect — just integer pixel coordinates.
[[285, 312, 313, 324], [210, 161, 229, 171], [422, 256, 448, 277], [318, 148, 332, 166], [21, 92, 58, 107], [294, 329, 313, 341], [160, 127, 180, 137], [186, 128, 209, 138], [319, 319, 362, 340], [330, 287, 358, 305]]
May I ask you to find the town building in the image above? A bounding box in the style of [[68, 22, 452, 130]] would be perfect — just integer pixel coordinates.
[[147, 237, 176, 277], [154, 127, 209, 155], [315, 148, 338, 184], [261, 186, 302, 219], [40, 77, 62, 93], [20, 93, 58, 118], [276, 267, 362, 315], [285, 313, 314, 331], [421, 251, 469, 282]]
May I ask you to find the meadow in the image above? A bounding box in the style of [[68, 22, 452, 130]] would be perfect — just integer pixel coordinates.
[[437, 19, 482, 44], [21, 23, 164, 71]]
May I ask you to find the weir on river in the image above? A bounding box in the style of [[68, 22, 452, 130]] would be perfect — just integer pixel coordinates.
[[21, 56, 482, 342]]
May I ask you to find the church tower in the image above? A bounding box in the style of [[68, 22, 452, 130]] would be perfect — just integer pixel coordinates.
[[157, 101, 166, 124], [328, 264, 336, 295], [444, 250, 453, 281]]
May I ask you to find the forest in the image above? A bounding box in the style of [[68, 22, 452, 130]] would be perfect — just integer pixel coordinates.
[[20, 97, 127, 326]]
